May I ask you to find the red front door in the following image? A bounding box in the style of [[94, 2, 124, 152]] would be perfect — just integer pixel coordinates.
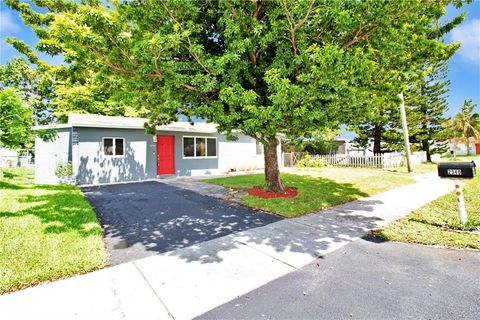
[[157, 135, 175, 175]]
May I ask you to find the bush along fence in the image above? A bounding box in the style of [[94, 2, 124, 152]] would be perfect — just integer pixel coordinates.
[[284, 152, 426, 168]]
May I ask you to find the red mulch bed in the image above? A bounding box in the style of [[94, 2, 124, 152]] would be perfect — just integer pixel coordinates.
[[246, 186, 298, 199]]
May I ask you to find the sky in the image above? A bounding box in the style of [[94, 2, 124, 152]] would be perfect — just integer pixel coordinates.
[[1, 1, 479, 126]]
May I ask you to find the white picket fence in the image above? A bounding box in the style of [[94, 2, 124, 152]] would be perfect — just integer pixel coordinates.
[[284, 151, 425, 168]]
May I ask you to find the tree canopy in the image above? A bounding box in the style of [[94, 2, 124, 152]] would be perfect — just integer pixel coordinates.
[[0, 57, 54, 124], [4, 0, 467, 190], [348, 11, 464, 156], [0, 88, 33, 148]]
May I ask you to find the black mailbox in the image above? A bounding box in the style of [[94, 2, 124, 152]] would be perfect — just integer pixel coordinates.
[[437, 161, 476, 179]]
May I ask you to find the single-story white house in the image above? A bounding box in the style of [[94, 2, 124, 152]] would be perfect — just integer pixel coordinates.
[[448, 137, 479, 156], [34, 114, 281, 185]]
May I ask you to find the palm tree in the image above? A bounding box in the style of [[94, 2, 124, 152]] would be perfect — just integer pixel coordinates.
[[446, 100, 480, 155]]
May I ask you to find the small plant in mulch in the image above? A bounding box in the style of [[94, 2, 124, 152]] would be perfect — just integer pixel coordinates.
[[247, 186, 298, 199]]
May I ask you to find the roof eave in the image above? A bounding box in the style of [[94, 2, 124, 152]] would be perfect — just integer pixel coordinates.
[[33, 124, 72, 131]]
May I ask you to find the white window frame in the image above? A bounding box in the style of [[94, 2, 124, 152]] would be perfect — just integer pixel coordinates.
[[102, 137, 125, 157], [182, 136, 217, 159]]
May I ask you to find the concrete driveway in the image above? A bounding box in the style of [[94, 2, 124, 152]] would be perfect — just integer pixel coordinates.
[[82, 181, 281, 265]]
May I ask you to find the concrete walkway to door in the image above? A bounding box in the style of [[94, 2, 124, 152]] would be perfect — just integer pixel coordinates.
[[0, 172, 455, 320]]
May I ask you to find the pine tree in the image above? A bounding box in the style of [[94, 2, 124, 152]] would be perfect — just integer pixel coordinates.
[[405, 60, 451, 161], [349, 13, 465, 156]]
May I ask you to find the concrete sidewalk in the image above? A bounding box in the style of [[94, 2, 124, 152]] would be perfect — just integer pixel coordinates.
[[0, 173, 453, 320]]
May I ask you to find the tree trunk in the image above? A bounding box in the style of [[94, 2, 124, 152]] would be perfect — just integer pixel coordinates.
[[420, 114, 431, 162], [421, 139, 431, 162], [263, 137, 285, 193], [373, 125, 382, 154]]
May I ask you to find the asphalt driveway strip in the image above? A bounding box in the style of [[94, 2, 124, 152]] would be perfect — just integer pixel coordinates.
[[82, 181, 281, 266], [197, 237, 480, 320]]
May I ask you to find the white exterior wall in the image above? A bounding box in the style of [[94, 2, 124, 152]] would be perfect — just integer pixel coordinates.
[[34, 128, 72, 185], [218, 134, 282, 173], [449, 141, 476, 156]]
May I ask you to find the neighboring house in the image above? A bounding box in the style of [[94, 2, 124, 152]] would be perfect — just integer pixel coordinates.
[[0, 148, 17, 168], [33, 114, 280, 185], [336, 139, 373, 156], [448, 137, 479, 156], [0, 148, 34, 168], [0, 147, 17, 158]]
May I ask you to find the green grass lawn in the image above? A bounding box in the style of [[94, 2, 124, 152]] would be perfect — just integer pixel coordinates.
[[442, 154, 479, 161], [0, 168, 106, 293], [373, 175, 480, 250], [389, 163, 438, 174], [205, 167, 420, 217]]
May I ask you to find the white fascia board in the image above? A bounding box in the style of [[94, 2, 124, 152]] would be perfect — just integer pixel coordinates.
[[33, 124, 72, 131], [71, 123, 218, 133], [157, 127, 217, 134], [70, 123, 144, 130]]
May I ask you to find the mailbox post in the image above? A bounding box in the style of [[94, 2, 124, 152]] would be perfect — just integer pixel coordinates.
[[454, 181, 467, 224], [437, 161, 476, 224]]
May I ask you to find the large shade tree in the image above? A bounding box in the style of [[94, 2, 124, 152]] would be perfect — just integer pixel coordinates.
[[5, 0, 466, 191]]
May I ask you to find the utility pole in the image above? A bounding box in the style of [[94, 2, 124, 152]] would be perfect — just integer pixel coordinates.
[[398, 92, 413, 173]]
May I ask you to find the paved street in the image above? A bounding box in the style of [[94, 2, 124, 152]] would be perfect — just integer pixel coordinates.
[[198, 237, 480, 320]]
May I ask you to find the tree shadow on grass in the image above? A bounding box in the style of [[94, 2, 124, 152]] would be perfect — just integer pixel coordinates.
[[0, 181, 24, 190], [225, 173, 371, 216], [0, 191, 102, 237], [2, 171, 17, 179], [31, 184, 79, 191], [286, 175, 370, 207]]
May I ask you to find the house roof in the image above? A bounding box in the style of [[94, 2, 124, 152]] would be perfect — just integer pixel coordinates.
[[33, 113, 219, 133]]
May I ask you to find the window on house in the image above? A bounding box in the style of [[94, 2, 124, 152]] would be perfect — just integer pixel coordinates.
[[196, 137, 206, 157], [256, 140, 263, 155], [183, 136, 217, 158], [103, 138, 125, 156], [104, 138, 113, 156], [115, 138, 124, 156], [183, 137, 195, 157], [207, 138, 217, 157]]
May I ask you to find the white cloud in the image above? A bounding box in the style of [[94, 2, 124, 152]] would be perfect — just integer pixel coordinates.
[[0, 11, 20, 35], [451, 19, 480, 64]]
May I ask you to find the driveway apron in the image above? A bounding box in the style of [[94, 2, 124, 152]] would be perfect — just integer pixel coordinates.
[[82, 181, 281, 265]]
